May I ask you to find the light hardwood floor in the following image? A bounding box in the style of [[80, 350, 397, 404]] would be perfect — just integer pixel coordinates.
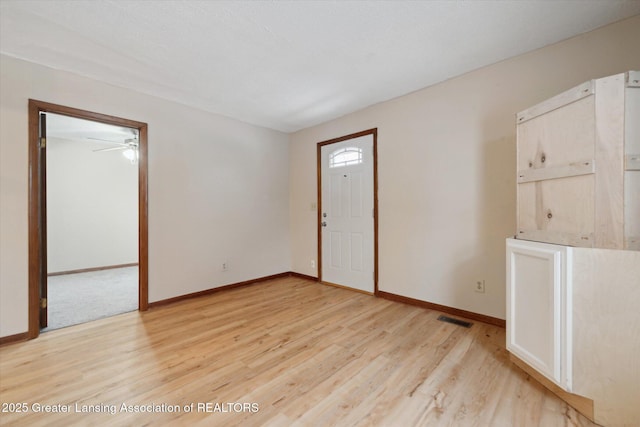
[[0, 277, 597, 426]]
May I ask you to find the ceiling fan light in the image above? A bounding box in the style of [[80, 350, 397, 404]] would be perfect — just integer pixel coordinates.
[[122, 148, 138, 163]]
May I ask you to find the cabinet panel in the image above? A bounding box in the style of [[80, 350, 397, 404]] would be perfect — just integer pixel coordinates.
[[518, 175, 594, 247], [626, 85, 640, 155], [625, 172, 640, 249], [594, 74, 625, 249], [625, 86, 640, 249], [517, 95, 595, 171], [506, 239, 566, 388]]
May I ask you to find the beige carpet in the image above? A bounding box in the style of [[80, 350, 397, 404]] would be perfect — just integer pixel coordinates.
[[42, 266, 138, 331]]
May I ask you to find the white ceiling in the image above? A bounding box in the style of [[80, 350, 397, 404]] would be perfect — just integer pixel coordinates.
[[46, 112, 137, 146], [1, 1, 639, 133]]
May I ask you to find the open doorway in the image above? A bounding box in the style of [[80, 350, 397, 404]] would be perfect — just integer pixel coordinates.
[[43, 113, 139, 331], [28, 100, 148, 339]]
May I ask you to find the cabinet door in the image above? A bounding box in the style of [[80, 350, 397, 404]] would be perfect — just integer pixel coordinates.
[[506, 238, 568, 388]]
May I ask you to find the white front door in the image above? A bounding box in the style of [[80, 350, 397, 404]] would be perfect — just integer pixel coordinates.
[[320, 134, 374, 293]]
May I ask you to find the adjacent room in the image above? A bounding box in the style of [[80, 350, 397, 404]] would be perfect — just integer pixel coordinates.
[[1, 1, 639, 426], [44, 113, 139, 330]]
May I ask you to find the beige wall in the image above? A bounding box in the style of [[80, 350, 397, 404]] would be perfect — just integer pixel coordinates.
[[47, 136, 138, 273], [0, 56, 291, 337], [289, 15, 640, 320]]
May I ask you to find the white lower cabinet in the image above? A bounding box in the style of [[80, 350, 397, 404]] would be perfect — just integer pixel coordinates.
[[506, 238, 572, 391], [506, 240, 640, 425]]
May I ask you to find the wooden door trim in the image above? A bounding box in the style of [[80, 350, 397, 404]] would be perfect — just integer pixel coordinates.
[[316, 128, 378, 295], [28, 99, 149, 339]]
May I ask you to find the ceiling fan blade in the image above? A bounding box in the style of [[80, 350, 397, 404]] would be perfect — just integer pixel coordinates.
[[87, 137, 128, 145], [93, 146, 128, 153]]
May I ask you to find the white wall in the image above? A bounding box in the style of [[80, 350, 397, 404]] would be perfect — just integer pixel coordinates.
[[0, 55, 291, 337], [289, 15, 640, 320], [46, 137, 138, 273]]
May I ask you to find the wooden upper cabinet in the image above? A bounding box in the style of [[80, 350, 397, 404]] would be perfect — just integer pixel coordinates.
[[516, 71, 639, 250]]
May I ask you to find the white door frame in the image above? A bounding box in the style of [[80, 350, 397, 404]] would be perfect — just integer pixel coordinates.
[[317, 128, 378, 294]]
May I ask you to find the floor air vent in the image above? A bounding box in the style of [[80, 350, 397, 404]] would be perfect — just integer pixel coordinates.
[[437, 315, 472, 328]]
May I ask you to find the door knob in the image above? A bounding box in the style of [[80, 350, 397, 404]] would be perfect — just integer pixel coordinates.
[[321, 221, 327, 227]]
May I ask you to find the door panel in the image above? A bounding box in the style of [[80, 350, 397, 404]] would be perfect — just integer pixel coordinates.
[[320, 134, 374, 293], [350, 172, 363, 217], [330, 232, 342, 268], [350, 232, 363, 271], [330, 174, 343, 218]]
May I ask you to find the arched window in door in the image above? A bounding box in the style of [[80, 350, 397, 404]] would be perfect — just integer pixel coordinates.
[[329, 147, 362, 168]]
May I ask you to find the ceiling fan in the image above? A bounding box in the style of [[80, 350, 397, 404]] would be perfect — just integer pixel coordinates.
[[90, 136, 139, 164]]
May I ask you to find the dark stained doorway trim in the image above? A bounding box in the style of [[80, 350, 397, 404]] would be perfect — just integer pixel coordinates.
[[28, 99, 149, 339], [316, 128, 378, 295]]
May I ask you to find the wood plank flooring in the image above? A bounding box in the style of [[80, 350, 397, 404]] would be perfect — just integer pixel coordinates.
[[0, 277, 597, 426]]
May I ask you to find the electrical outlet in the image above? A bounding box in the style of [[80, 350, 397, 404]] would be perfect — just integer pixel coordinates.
[[222, 262, 228, 272], [311, 260, 316, 269], [475, 280, 485, 293]]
